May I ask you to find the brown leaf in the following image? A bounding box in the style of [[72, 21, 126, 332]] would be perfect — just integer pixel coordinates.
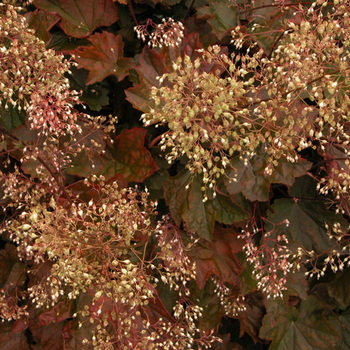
[[189, 227, 244, 289], [25, 10, 60, 44], [34, 0, 119, 38], [100, 127, 159, 183], [73, 32, 132, 85]]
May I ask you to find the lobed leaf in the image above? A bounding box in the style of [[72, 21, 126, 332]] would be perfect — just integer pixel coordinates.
[[260, 296, 339, 350], [197, 0, 238, 40], [25, 9, 60, 44], [73, 32, 132, 85], [164, 171, 250, 240], [100, 127, 159, 183], [34, 0, 119, 38], [188, 227, 244, 289], [225, 155, 311, 202]]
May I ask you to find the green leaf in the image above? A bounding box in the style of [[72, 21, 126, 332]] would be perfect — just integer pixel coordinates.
[[260, 296, 340, 350], [100, 127, 159, 183], [144, 169, 168, 199], [0, 104, 26, 132], [236, 251, 257, 295], [46, 31, 89, 53], [197, 0, 238, 40], [68, 68, 109, 111], [266, 198, 332, 252], [270, 158, 312, 186], [164, 171, 213, 240], [266, 176, 346, 253], [73, 32, 132, 85], [189, 278, 225, 331], [164, 171, 250, 240], [283, 268, 309, 300], [210, 191, 252, 225], [33, 0, 119, 38], [225, 155, 311, 202]]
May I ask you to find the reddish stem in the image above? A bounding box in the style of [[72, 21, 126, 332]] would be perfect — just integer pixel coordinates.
[[128, 0, 138, 26]]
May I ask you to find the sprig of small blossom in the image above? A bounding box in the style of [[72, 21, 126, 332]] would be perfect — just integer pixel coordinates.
[[239, 219, 292, 298], [134, 18, 184, 48], [0, 4, 80, 137]]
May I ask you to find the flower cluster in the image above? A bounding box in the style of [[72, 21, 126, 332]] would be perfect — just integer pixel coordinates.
[[293, 220, 350, 280], [155, 217, 197, 296], [143, 0, 350, 207], [147, 218, 220, 348], [212, 277, 246, 316], [134, 18, 184, 48], [146, 302, 219, 350], [141, 48, 259, 193], [0, 3, 118, 188], [0, 288, 28, 322], [3, 175, 157, 306], [0, 3, 80, 136], [141, 43, 313, 194], [239, 218, 292, 298]]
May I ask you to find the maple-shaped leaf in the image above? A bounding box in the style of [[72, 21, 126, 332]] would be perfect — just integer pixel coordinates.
[[125, 47, 170, 112], [225, 155, 311, 202], [33, 0, 119, 38], [25, 10, 60, 44], [164, 171, 250, 240], [266, 198, 333, 252], [266, 176, 347, 253], [100, 127, 159, 183], [260, 296, 339, 350], [73, 32, 132, 85], [197, 0, 239, 40], [188, 227, 244, 288]]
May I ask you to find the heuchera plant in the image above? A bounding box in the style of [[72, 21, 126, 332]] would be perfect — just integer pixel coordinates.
[[0, 0, 350, 349]]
